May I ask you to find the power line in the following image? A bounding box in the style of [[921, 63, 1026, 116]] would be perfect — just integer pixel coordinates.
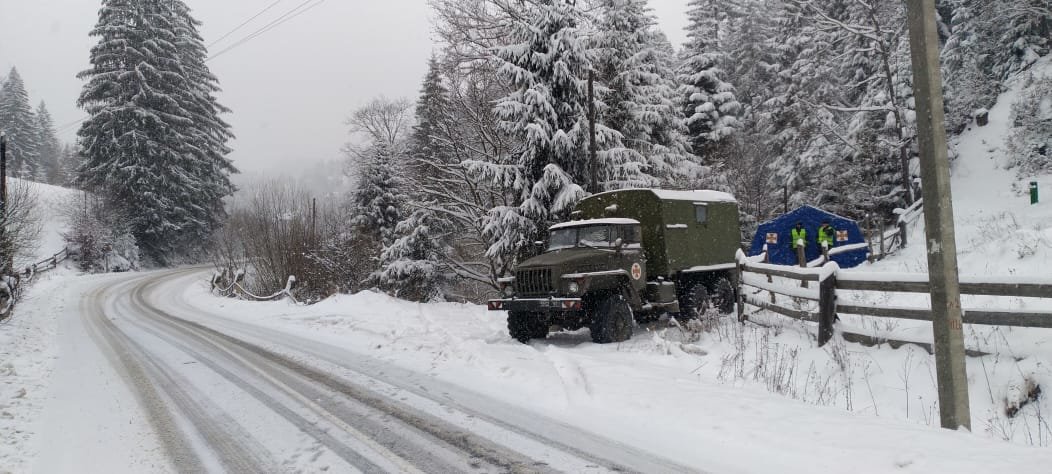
[[58, 0, 330, 133], [207, 0, 286, 49], [56, 116, 87, 134], [207, 0, 329, 63]]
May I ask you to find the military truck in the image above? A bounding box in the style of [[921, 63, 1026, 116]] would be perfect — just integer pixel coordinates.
[[487, 189, 741, 344]]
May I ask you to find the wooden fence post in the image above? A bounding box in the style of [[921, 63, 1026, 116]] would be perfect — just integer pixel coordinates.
[[797, 245, 809, 288], [818, 264, 838, 346], [737, 262, 746, 322], [899, 220, 908, 248], [763, 248, 775, 303], [866, 214, 875, 263], [879, 222, 886, 260]]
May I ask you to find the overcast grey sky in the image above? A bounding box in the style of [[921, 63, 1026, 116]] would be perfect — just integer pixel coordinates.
[[0, 0, 690, 177]]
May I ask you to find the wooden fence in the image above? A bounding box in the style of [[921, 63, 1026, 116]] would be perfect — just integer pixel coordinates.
[[865, 198, 924, 262], [735, 249, 1052, 351], [0, 247, 72, 320]]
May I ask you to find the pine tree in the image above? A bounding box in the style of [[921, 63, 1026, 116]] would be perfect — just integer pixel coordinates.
[[1007, 74, 1052, 175], [77, 0, 235, 263], [378, 57, 454, 301], [591, 0, 694, 186], [35, 102, 63, 184], [481, 0, 589, 266], [171, 0, 237, 208], [352, 142, 405, 250], [678, 0, 742, 156], [0, 68, 42, 179]]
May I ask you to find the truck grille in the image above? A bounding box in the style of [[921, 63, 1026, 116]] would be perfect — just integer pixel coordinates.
[[515, 269, 553, 296]]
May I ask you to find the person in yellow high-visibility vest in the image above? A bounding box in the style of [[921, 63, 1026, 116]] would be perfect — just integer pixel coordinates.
[[817, 220, 836, 250], [791, 221, 807, 250]]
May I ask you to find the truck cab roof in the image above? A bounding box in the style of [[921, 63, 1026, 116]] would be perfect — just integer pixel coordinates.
[[549, 218, 641, 230]]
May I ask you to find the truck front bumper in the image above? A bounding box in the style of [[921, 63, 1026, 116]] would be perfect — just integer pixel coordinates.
[[487, 297, 583, 312]]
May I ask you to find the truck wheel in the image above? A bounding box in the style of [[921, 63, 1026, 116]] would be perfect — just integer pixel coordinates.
[[713, 277, 736, 315], [508, 311, 547, 344], [590, 294, 634, 344], [678, 284, 710, 320]]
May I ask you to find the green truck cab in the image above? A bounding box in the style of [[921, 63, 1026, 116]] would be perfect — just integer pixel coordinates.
[[488, 189, 741, 344]]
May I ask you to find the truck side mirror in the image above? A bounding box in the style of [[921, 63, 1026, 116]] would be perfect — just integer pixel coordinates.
[[613, 238, 624, 250]]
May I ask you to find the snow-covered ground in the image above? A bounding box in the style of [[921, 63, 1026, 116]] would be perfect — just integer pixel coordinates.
[[161, 272, 1050, 472], [13, 177, 81, 265], [0, 268, 71, 473]]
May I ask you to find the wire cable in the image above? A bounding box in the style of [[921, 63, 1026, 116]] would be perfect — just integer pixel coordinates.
[[207, 0, 329, 63], [207, 0, 286, 49], [60, 0, 330, 133]]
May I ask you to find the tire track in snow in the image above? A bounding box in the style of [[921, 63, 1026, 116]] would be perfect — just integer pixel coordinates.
[[120, 290, 472, 473], [155, 269, 701, 473], [128, 272, 560, 473]]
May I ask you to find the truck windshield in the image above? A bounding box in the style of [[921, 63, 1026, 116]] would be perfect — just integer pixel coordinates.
[[547, 225, 614, 251]]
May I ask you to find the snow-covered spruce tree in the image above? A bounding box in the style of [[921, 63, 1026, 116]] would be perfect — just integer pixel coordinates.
[[941, 0, 1001, 133], [77, 0, 235, 263], [837, 0, 917, 217], [985, 0, 1052, 79], [35, 102, 63, 185], [480, 0, 589, 266], [170, 0, 237, 211], [351, 142, 405, 258], [711, 0, 788, 226], [378, 57, 454, 301], [591, 0, 694, 187], [1007, 74, 1052, 176], [678, 0, 741, 158], [0, 68, 42, 179]]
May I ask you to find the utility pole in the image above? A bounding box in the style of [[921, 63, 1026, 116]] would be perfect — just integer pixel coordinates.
[[587, 71, 599, 194], [0, 134, 8, 275], [0, 133, 7, 217], [311, 198, 318, 245], [905, 0, 971, 430]]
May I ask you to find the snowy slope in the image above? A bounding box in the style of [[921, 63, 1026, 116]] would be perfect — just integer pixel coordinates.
[[0, 180, 79, 471], [812, 57, 1052, 444], [11, 178, 81, 265]]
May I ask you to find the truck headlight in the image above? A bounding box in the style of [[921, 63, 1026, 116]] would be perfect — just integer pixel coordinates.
[[503, 285, 514, 297], [568, 281, 580, 294]]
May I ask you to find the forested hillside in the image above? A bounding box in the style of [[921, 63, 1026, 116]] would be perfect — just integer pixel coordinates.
[[315, 0, 1049, 301]]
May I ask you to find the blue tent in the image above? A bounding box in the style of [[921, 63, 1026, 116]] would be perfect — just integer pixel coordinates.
[[749, 206, 869, 268]]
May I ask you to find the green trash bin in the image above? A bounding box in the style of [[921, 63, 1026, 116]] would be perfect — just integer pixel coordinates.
[[1031, 181, 1039, 205]]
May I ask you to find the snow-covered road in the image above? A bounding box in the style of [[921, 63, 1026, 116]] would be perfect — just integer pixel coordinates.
[[9, 267, 1051, 473], [32, 268, 690, 473]]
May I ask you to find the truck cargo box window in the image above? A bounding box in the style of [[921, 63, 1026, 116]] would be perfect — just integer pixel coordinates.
[[695, 204, 708, 224]]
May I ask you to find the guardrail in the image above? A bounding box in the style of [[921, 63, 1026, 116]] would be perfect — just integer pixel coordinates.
[[735, 248, 1052, 353], [210, 268, 299, 304]]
